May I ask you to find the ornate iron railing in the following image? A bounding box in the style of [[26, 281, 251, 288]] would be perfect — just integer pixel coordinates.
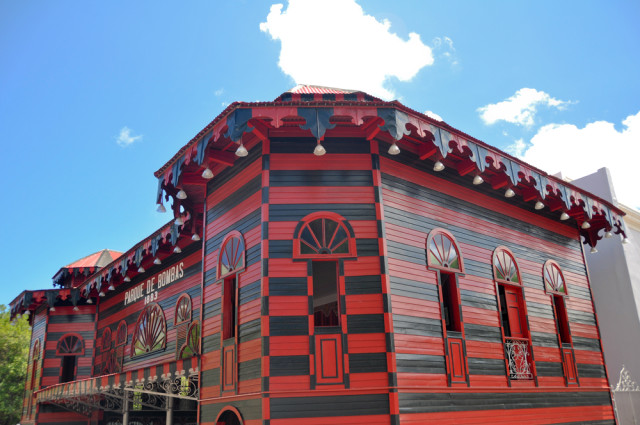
[[505, 337, 533, 380]]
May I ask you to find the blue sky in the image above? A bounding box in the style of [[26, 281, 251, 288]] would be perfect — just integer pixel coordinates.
[[1, 0, 639, 306]]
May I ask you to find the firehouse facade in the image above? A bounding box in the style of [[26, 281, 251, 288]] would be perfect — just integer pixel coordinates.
[[10, 86, 627, 425]]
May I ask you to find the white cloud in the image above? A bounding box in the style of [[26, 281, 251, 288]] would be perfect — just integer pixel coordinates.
[[424, 110, 443, 121], [116, 127, 142, 147], [478, 88, 571, 127], [518, 111, 640, 209], [214, 88, 224, 96], [260, 0, 434, 100], [432, 36, 458, 66], [506, 138, 527, 157]]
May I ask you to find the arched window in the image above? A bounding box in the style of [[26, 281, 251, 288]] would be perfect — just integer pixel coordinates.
[[218, 231, 246, 394], [57, 333, 84, 383], [426, 228, 467, 385], [131, 303, 167, 357], [427, 230, 464, 272], [218, 231, 246, 279], [175, 294, 192, 325], [101, 327, 115, 374], [294, 212, 355, 326], [294, 212, 355, 258], [179, 320, 201, 359], [115, 321, 127, 372], [492, 247, 533, 380], [27, 339, 41, 417], [543, 260, 577, 384], [426, 229, 464, 332], [175, 294, 192, 359]]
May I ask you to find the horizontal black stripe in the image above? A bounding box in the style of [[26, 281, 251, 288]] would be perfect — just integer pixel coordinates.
[[396, 353, 446, 374], [531, 331, 560, 348], [205, 208, 261, 255], [239, 280, 261, 305], [269, 203, 377, 222], [468, 357, 506, 376], [270, 393, 389, 418], [349, 352, 388, 373], [345, 275, 382, 295], [382, 202, 586, 276], [464, 323, 502, 342], [390, 276, 439, 302], [269, 277, 308, 296], [347, 314, 385, 334], [207, 175, 261, 223], [393, 314, 442, 337], [270, 355, 309, 376], [572, 336, 602, 352], [578, 363, 606, 378], [201, 367, 219, 388], [536, 361, 565, 377], [399, 390, 611, 413], [460, 289, 497, 311], [270, 316, 309, 336], [356, 238, 380, 257], [239, 318, 261, 343], [270, 137, 370, 154], [270, 170, 373, 187], [48, 313, 94, 324], [239, 357, 261, 381]]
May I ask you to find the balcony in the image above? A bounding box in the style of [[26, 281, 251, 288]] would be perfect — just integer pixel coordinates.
[[505, 337, 533, 380]]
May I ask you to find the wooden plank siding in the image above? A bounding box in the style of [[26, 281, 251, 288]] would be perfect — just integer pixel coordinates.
[[94, 246, 202, 374], [378, 145, 614, 423], [263, 137, 391, 424], [199, 144, 263, 423], [22, 306, 48, 424]]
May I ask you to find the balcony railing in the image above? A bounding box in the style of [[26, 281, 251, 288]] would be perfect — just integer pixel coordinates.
[[505, 337, 533, 380]]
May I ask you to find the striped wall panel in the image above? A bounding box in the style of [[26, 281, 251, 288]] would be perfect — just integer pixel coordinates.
[[200, 145, 263, 419], [379, 148, 613, 422]]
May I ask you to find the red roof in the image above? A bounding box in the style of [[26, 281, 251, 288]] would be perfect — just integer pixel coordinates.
[[287, 84, 359, 95], [64, 249, 122, 269]]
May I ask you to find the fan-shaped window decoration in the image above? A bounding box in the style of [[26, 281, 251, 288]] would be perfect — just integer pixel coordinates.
[[175, 294, 192, 325], [131, 303, 167, 357], [56, 333, 85, 356], [544, 260, 567, 295], [179, 320, 201, 359], [426, 229, 464, 272], [493, 247, 521, 284], [218, 231, 246, 279], [294, 213, 355, 258]]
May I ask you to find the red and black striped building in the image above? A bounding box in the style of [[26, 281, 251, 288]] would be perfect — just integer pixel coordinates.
[[10, 85, 628, 425]]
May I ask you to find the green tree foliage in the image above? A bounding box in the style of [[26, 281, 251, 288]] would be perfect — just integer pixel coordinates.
[[0, 305, 31, 425]]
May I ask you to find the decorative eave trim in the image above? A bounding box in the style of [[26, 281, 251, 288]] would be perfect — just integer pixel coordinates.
[[153, 98, 626, 250]]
